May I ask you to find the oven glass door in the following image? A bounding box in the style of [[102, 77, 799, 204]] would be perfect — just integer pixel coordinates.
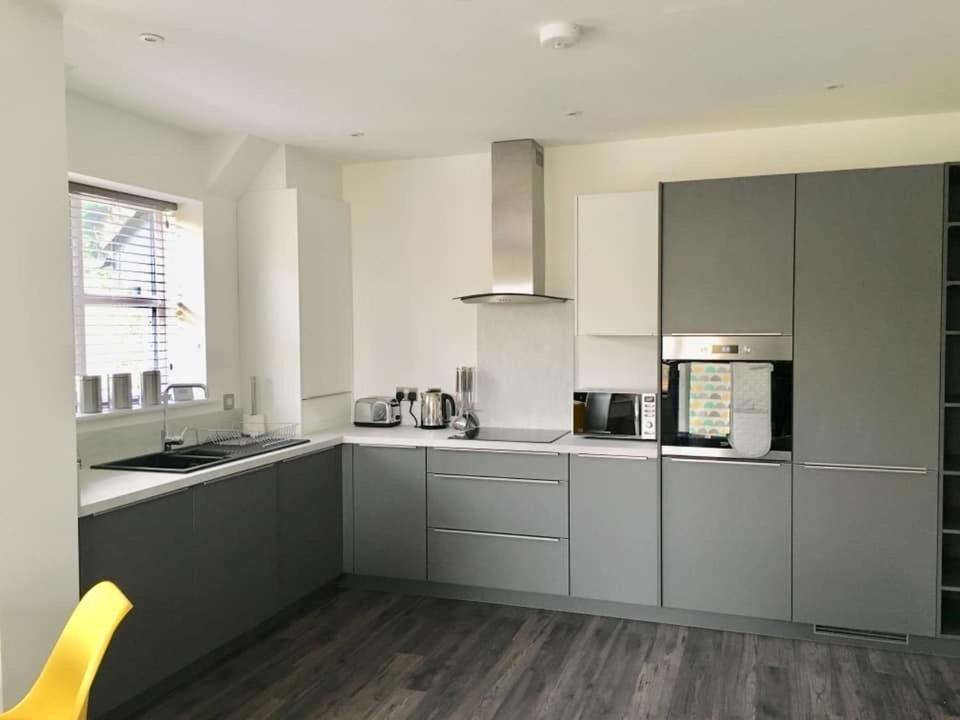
[[660, 360, 792, 454]]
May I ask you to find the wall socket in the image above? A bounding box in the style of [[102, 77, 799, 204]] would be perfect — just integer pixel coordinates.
[[223, 393, 235, 411], [395, 386, 418, 402]]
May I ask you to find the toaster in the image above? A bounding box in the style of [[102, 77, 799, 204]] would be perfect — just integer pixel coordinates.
[[354, 396, 401, 427]]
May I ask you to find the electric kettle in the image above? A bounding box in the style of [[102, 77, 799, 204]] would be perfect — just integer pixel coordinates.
[[420, 389, 456, 429]]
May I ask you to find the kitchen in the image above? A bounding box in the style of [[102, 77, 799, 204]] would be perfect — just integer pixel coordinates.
[[5, 1, 960, 718]]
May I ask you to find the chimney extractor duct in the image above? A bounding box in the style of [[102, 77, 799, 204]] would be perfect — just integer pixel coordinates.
[[456, 139, 570, 304]]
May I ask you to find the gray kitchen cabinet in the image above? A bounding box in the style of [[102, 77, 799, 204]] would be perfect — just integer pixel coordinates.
[[569, 455, 658, 606], [277, 448, 342, 608], [794, 165, 943, 469], [793, 464, 938, 636], [428, 528, 569, 595], [427, 447, 568, 481], [427, 472, 568, 538], [661, 174, 796, 335], [662, 458, 791, 620], [354, 445, 427, 580], [79, 488, 198, 716], [195, 465, 279, 654]]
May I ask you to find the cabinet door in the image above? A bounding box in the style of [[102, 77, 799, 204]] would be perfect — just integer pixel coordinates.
[[794, 165, 943, 468], [79, 488, 197, 715], [570, 455, 658, 606], [277, 449, 342, 608], [354, 445, 426, 580], [299, 193, 353, 398], [662, 458, 791, 620], [195, 466, 278, 654], [661, 175, 795, 335], [793, 464, 937, 635], [577, 192, 659, 336]]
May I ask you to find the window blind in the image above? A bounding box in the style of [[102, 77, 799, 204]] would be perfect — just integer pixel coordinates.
[[70, 184, 178, 399]]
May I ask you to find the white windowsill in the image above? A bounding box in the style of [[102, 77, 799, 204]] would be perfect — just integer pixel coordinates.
[[76, 399, 220, 428]]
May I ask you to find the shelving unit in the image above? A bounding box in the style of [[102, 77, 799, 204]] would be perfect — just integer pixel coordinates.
[[943, 164, 960, 636]]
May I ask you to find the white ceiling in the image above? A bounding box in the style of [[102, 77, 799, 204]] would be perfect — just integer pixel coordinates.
[[61, 0, 960, 160]]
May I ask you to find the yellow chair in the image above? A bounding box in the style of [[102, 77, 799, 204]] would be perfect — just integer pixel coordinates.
[[0, 581, 132, 720]]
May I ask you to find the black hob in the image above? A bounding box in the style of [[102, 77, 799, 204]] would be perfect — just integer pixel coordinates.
[[449, 427, 568, 444]]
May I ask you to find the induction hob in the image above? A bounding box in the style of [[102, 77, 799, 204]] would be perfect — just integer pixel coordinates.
[[449, 427, 568, 444]]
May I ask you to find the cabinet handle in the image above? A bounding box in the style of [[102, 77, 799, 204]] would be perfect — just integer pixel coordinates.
[[800, 463, 927, 475], [668, 457, 781, 468], [435, 447, 560, 457], [362, 444, 421, 450], [431, 473, 560, 486], [431, 527, 560, 543], [575, 453, 650, 461], [666, 332, 784, 337]]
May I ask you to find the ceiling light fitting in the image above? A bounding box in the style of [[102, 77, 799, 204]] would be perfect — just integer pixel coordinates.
[[138, 32, 165, 44], [539, 22, 581, 50]]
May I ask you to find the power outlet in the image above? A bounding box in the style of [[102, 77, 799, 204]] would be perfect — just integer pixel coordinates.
[[396, 386, 418, 402], [223, 393, 235, 411]]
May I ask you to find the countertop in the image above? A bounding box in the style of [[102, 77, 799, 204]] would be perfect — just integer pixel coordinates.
[[78, 425, 658, 517]]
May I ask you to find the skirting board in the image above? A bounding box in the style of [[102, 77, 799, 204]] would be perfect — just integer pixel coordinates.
[[340, 574, 960, 659]]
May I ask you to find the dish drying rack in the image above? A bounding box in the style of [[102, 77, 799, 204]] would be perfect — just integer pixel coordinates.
[[204, 421, 299, 448]]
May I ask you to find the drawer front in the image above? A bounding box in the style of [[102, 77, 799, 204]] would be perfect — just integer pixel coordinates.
[[428, 528, 569, 596], [428, 473, 568, 538], [427, 447, 568, 481]]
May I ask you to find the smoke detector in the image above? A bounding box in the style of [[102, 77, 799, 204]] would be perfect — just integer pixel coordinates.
[[539, 22, 581, 49]]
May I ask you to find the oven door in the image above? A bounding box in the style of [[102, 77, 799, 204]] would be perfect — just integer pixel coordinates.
[[660, 359, 792, 460]]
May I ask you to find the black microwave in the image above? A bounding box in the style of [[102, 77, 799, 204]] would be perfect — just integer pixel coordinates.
[[574, 391, 657, 440]]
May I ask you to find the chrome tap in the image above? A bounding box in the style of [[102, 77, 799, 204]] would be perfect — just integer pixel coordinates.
[[161, 383, 208, 451]]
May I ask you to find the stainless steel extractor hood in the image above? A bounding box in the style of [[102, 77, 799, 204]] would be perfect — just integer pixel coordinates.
[[456, 139, 571, 304]]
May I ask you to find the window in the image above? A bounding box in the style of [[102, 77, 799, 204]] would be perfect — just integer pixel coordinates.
[[70, 182, 206, 409]]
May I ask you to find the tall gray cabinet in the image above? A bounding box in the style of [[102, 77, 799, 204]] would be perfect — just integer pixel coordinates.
[[354, 445, 427, 579], [793, 165, 943, 636], [661, 174, 796, 335]]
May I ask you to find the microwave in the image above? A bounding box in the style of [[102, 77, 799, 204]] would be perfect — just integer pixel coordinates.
[[574, 391, 657, 440]]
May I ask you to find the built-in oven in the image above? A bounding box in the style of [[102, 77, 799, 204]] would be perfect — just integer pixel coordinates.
[[661, 335, 792, 461]]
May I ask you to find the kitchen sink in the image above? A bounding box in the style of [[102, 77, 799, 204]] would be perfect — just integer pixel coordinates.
[[90, 438, 310, 473]]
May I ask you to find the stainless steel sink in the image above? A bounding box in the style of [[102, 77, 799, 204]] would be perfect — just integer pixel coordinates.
[[90, 438, 310, 473]]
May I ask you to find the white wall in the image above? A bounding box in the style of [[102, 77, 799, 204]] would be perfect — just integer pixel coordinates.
[[344, 110, 960, 424], [0, 1, 79, 707], [343, 154, 491, 405]]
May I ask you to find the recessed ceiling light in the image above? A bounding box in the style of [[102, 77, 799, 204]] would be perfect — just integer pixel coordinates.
[[539, 22, 581, 49], [138, 32, 165, 45], [824, 82, 844, 91], [350, 131, 365, 138]]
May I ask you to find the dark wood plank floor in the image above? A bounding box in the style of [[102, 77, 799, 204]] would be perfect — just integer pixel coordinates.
[[136, 590, 960, 720]]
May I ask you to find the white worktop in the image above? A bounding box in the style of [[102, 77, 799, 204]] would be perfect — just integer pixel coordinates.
[[78, 425, 658, 517]]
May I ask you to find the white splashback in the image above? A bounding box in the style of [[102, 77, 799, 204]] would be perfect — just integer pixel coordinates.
[[477, 303, 574, 429], [576, 335, 660, 392]]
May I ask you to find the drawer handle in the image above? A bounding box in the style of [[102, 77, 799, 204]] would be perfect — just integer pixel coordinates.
[[431, 527, 560, 543], [801, 463, 927, 475], [575, 453, 650, 461], [431, 473, 560, 486], [435, 447, 560, 457], [362, 444, 421, 450], [668, 457, 781, 468]]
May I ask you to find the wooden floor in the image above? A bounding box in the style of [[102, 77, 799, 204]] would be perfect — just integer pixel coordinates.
[[137, 590, 960, 720]]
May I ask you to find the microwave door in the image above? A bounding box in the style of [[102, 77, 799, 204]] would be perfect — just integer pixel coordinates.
[[584, 393, 612, 434]]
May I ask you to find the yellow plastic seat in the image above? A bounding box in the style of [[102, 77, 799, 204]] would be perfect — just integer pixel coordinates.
[[0, 581, 132, 720]]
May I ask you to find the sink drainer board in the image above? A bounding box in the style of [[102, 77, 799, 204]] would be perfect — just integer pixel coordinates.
[[813, 624, 908, 645], [206, 422, 299, 448]]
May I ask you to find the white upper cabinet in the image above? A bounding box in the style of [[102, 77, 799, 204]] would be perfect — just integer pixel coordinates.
[[298, 193, 352, 399], [576, 191, 659, 336]]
